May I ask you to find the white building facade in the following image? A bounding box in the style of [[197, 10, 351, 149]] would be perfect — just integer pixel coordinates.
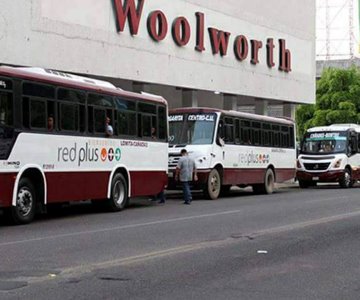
[[0, 0, 316, 116]]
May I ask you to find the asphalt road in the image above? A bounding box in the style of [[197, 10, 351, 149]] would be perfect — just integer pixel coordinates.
[[1, 184, 360, 299]]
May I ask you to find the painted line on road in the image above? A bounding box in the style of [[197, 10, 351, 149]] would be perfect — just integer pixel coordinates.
[[0, 209, 244, 246], [253, 209, 360, 237], [25, 239, 229, 284], [22, 208, 360, 284], [0, 205, 359, 248], [5, 208, 360, 286]]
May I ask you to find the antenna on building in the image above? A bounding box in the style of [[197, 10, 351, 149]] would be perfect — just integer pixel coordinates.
[[317, 0, 358, 60]]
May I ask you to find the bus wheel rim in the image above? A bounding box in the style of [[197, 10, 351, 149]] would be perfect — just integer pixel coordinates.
[[17, 188, 33, 217], [210, 173, 220, 193], [113, 181, 125, 205], [266, 171, 274, 193], [344, 172, 351, 186]]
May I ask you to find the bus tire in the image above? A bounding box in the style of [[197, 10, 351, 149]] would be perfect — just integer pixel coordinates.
[[253, 168, 275, 195], [298, 180, 310, 188], [10, 178, 36, 225], [264, 168, 275, 194], [220, 185, 231, 197], [107, 173, 128, 211], [204, 169, 221, 200], [340, 168, 353, 188], [252, 184, 263, 194]]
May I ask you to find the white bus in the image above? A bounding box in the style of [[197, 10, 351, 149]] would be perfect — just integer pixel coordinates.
[[0, 66, 168, 224], [168, 108, 296, 199], [297, 124, 360, 188]]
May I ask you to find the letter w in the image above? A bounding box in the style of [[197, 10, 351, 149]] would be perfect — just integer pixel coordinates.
[[113, 0, 145, 35], [208, 28, 231, 56]]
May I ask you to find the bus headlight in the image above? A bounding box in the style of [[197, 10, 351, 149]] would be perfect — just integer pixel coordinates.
[[333, 159, 342, 168]]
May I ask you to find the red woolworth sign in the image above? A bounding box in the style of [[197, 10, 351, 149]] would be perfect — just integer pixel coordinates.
[[113, 0, 292, 72]]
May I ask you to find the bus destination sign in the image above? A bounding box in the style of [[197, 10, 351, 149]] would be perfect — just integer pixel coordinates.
[[188, 114, 215, 122], [168, 115, 184, 122]]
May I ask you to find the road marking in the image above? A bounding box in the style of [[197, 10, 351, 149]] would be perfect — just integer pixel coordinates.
[[0, 204, 359, 247], [252, 209, 360, 236], [0, 210, 244, 246], [4, 209, 360, 286], [26, 239, 229, 284]]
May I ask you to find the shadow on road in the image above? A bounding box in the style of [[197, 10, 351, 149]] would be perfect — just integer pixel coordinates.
[[1, 182, 359, 226]]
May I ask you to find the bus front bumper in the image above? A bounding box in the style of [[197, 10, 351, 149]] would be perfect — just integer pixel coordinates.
[[296, 170, 345, 182]]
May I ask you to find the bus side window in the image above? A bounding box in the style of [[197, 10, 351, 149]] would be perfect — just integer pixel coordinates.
[[350, 132, 358, 154], [142, 115, 152, 137], [23, 82, 55, 130], [262, 123, 271, 147], [88, 106, 94, 133], [217, 120, 224, 139], [225, 125, 234, 143], [138, 102, 157, 139], [235, 119, 240, 144], [289, 126, 295, 148], [79, 105, 86, 133], [150, 115, 157, 139], [22, 97, 30, 129], [118, 111, 136, 136], [158, 106, 166, 140], [30, 99, 47, 129], [137, 113, 142, 137], [60, 103, 79, 132], [252, 122, 261, 146], [224, 118, 234, 144], [112, 109, 118, 136], [0, 78, 14, 126], [240, 120, 251, 145], [94, 109, 106, 133], [106, 109, 115, 135], [47, 101, 56, 131]]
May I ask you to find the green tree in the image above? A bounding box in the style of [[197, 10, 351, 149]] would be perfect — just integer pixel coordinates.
[[296, 67, 360, 138]]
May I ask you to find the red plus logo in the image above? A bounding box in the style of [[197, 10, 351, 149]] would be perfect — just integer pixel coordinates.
[[108, 148, 114, 161], [101, 148, 107, 161]]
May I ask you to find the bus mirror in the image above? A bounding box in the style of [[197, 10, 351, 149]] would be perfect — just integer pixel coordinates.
[[351, 138, 358, 154], [216, 136, 225, 147]]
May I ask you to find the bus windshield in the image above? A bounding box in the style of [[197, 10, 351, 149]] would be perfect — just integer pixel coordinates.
[[301, 131, 348, 154], [169, 113, 217, 145]]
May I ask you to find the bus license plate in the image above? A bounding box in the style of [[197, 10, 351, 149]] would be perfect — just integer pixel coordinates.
[[312, 177, 319, 181], [168, 173, 174, 178]]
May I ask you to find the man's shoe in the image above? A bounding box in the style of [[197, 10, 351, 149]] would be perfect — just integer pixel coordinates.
[[158, 201, 165, 204], [183, 202, 191, 205]]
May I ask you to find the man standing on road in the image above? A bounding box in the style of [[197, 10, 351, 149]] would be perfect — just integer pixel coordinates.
[[175, 149, 198, 205]]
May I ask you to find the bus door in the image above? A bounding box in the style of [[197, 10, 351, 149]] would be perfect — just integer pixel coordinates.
[[348, 131, 360, 178], [214, 119, 225, 162], [223, 118, 237, 164]]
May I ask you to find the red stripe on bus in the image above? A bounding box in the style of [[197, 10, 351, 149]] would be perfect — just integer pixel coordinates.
[[46, 171, 110, 203], [45, 170, 168, 203], [0, 173, 17, 207], [130, 171, 168, 197], [223, 168, 295, 185]]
